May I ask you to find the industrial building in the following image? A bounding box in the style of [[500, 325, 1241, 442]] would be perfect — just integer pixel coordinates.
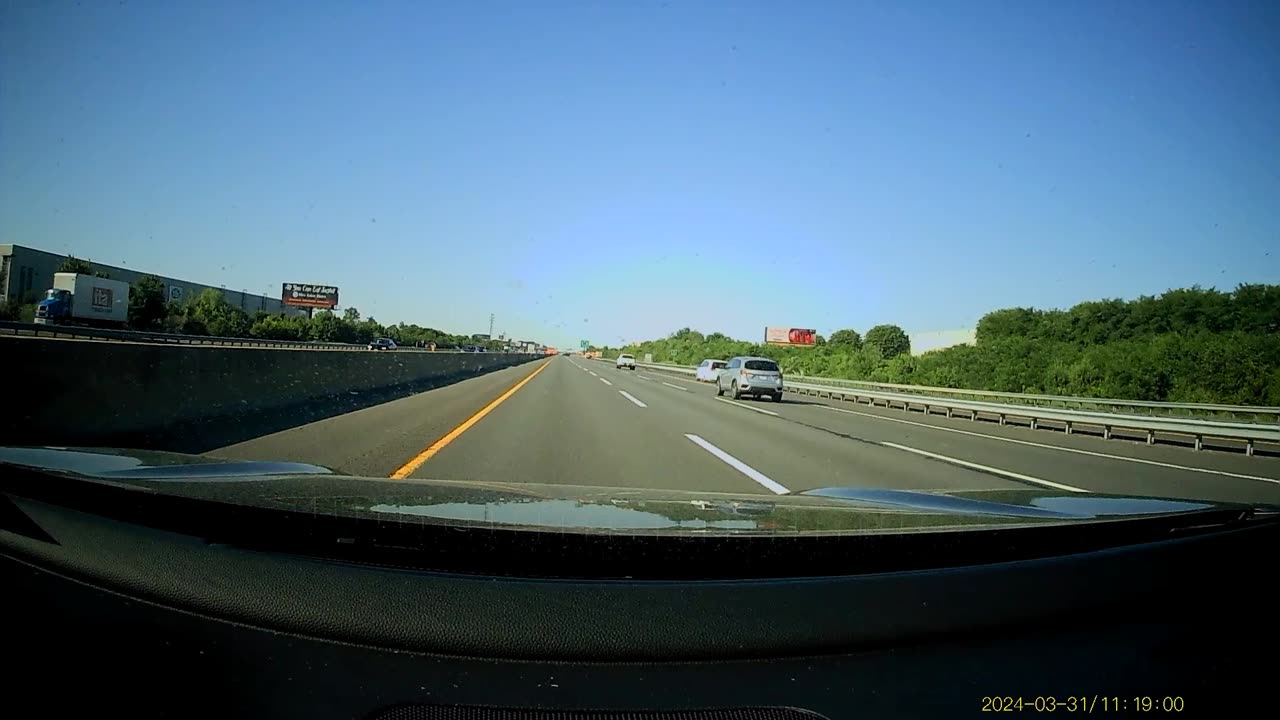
[[0, 244, 305, 316]]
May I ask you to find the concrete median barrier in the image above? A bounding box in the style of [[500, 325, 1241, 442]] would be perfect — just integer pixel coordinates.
[[3, 338, 543, 453]]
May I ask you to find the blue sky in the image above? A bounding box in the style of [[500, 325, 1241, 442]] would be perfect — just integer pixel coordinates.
[[3, 0, 1277, 349]]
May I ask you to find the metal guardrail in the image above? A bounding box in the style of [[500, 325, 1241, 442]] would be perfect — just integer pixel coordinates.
[[602, 359, 1280, 455], [0, 320, 477, 352], [783, 382, 1280, 456], [632, 361, 1280, 423]]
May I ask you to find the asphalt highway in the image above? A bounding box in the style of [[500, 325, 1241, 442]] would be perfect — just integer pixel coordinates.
[[210, 355, 1280, 505]]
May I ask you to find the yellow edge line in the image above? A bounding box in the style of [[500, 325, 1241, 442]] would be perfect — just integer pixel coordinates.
[[389, 359, 553, 479]]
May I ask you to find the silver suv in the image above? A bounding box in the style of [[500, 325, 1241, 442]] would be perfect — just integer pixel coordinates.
[[715, 356, 784, 401]]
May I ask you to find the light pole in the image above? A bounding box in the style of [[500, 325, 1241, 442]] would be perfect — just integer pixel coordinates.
[[489, 313, 495, 339]]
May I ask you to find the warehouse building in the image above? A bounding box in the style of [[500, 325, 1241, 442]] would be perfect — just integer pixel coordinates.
[[0, 244, 305, 316]]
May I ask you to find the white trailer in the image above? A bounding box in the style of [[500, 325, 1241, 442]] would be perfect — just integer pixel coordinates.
[[33, 273, 131, 327]]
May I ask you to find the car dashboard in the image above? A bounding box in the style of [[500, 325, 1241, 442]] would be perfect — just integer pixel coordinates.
[[3, 468, 1274, 719]]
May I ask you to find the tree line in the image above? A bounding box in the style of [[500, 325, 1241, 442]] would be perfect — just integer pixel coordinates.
[[0, 255, 500, 349], [600, 284, 1280, 405], [139, 282, 501, 349]]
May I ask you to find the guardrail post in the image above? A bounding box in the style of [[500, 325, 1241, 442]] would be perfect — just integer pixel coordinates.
[[1146, 430, 1155, 445], [998, 414, 1006, 426], [1194, 435, 1203, 451], [945, 407, 952, 418], [1030, 418, 1038, 430], [1103, 426, 1111, 440], [1246, 440, 1255, 457], [1065, 421, 1072, 435]]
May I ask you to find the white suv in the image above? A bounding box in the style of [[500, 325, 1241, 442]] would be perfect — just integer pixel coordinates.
[[616, 353, 636, 370]]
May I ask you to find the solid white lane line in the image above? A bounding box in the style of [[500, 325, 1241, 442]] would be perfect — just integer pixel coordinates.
[[599, 377, 613, 386], [714, 397, 779, 416], [662, 382, 689, 392], [821, 405, 1280, 485], [685, 434, 790, 495], [880, 441, 1088, 493], [619, 390, 647, 408]]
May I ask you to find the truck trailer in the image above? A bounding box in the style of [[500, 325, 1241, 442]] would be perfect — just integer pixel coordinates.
[[34, 273, 131, 328]]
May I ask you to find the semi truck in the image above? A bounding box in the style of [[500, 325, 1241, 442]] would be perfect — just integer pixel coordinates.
[[34, 273, 131, 328]]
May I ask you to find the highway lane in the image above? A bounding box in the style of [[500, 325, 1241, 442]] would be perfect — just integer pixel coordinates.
[[415, 355, 1029, 495], [209, 360, 553, 477], [209, 354, 1280, 505], [610, 362, 1280, 505], [211, 355, 1030, 496], [631, 364, 1280, 458]]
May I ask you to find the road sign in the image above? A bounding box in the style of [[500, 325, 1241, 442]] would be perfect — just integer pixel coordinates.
[[580, 340, 589, 349]]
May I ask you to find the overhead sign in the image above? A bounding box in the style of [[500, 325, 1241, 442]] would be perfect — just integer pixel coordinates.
[[282, 283, 339, 309], [472, 333, 491, 341], [765, 327, 818, 347]]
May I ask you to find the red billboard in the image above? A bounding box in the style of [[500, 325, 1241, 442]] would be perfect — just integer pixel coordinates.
[[764, 327, 818, 347]]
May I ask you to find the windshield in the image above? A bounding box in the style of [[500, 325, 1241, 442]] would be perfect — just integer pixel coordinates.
[[2, 2, 1277, 543]]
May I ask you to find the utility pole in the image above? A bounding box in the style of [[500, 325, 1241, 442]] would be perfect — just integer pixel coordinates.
[[489, 313, 495, 339]]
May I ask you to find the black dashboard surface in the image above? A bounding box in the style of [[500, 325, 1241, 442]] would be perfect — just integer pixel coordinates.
[[4, 491, 1273, 718]]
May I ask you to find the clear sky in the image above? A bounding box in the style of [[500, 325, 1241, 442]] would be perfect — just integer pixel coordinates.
[[3, 0, 1277, 348]]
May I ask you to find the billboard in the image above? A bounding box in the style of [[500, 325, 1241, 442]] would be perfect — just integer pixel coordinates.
[[765, 327, 818, 347], [282, 283, 339, 309]]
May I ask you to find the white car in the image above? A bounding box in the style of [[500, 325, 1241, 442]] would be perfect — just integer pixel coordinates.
[[695, 359, 728, 382], [616, 353, 636, 370]]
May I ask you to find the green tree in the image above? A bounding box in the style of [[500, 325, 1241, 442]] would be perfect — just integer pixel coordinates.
[[544, 282, 1280, 405], [309, 311, 344, 342], [179, 288, 249, 337], [56, 255, 111, 278], [58, 256, 94, 274], [827, 329, 862, 349], [864, 324, 910, 359], [343, 307, 361, 323], [975, 307, 1039, 343], [250, 313, 307, 340], [128, 275, 169, 329]]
